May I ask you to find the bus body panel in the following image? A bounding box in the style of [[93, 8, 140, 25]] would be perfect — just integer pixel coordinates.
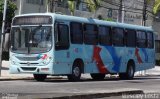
[[10, 13, 155, 76]]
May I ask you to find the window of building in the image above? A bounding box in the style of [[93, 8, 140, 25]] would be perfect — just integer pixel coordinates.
[[84, 24, 98, 45], [112, 28, 124, 46], [70, 22, 83, 44], [26, 0, 44, 5], [147, 31, 154, 48], [126, 29, 136, 47], [55, 23, 69, 50], [137, 31, 147, 48], [98, 26, 111, 45], [57, 0, 68, 8]]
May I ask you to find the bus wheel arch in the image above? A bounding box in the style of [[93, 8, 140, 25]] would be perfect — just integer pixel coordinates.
[[67, 58, 84, 81], [119, 60, 135, 80]]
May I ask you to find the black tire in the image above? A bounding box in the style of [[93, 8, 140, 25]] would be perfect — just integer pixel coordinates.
[[119, 62, 135, 80], [67, 62, 82, 81], [33, 74, 47, 81], [90, 73, 105, 80]]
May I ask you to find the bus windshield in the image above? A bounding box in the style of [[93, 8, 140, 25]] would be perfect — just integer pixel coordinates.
[[11, 26, 52, 54]]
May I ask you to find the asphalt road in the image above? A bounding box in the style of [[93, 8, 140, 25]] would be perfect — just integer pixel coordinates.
[[0, 75, 160, 99]]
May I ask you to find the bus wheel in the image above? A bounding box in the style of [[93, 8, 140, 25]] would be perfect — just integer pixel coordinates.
[[90, 73, 105, 80], [67, 62, 81, 81], [119, 62, 135, 80], [33, 74, 47, 81]]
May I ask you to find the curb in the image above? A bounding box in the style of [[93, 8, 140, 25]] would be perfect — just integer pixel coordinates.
[[44, 90, 144, 99], [0, 77, 33, 81], [0, 76, 64, 81]]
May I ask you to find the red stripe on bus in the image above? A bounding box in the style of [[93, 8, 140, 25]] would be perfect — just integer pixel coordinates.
[[92, 46, 109, 73], [135, 48, 143, 64]]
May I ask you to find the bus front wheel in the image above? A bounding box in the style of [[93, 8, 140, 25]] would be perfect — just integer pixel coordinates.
[[67, 62, 82, 81], [33, 74, 47, 81], [119, 62, 135, 80], [90, 73, 105, 80]]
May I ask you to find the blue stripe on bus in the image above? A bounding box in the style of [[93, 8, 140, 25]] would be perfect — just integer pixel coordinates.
[[104, 46, 122, 72]]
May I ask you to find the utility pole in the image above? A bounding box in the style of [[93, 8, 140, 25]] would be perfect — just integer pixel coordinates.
[[143, 0, 147, 26], [0, 0, 7, 76], [118, 0, 124, 23], [118, 0, 123, 22], [19, 0, 23, 15]]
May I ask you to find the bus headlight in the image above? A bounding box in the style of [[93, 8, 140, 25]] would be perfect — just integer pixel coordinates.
[[11, 60, 16, 65], [10, 58, 16, 65]]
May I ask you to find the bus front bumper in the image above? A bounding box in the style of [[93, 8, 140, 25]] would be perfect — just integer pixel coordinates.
[[9, 65, 52, 74]]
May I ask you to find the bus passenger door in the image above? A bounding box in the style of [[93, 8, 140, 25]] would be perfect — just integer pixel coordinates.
[[54, 21, 71, 74]]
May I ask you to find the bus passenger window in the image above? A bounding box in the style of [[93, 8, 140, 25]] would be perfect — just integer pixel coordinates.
[[112, 28, 124, 46], [84, 24, 98, 45], [136, 31, 147, 48], [98, 26, 111, 45], [147, 32, 154, 48], [70, 22, 83, 44], [55, 24, 69, 50], [126, 29, 136, 47]]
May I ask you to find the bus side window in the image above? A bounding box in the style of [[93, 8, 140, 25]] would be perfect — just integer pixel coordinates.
[[83, 24, 98, 45], [98, 26, 111, 45], [70, 22, 83, 44], [112, 27, 124, 46], [147, 31, 154, 48], [55, 23, 69, 50], [126, 29, 136, 47], [136, 31, 147, 48]]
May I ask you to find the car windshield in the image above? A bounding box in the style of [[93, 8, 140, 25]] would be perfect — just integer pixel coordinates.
[[11, 26, 52, 54]]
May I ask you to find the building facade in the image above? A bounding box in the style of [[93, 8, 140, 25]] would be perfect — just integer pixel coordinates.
[[13, 0, 154, 26], [13, 0, 160, 62]]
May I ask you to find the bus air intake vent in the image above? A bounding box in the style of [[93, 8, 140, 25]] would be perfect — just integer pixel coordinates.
[[16, 56, 39, 61], [20, 63, 39, 65], [21, 67, 37, 71]]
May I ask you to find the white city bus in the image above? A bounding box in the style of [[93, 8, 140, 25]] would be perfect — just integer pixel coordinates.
[[10, 13, 155, 81]]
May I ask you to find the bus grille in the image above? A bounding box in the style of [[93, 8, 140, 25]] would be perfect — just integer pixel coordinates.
[[21, 67, 37, 71], [16, 56, 39, 61]]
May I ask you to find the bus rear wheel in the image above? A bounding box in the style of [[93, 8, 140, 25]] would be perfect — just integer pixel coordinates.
[[119, 62, 135, 80], [67, 62, 82, 81], [33, 74, 47, 81], [90, 73, 105, 80]]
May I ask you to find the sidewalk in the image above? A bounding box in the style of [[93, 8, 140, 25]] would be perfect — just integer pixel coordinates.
[[0, 61, 33, 80], [0, 61, 160, 80]]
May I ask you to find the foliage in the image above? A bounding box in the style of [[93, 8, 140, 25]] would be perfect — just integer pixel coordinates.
[[67, 0, 101, 15], [153, 0, 160, 14], [104, 18, 114, 22], [0, 0, 17, 27]]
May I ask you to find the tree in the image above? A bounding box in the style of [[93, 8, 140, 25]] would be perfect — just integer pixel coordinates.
[[153, 0, 160, 14], [0, 0, 17, 27], [67, 0, 101, 15]]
